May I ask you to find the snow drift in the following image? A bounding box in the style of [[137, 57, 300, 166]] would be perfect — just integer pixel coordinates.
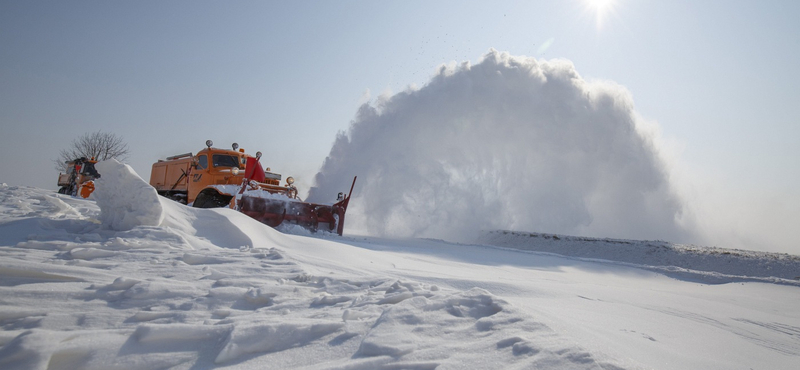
[[309, 49, 691, 243]]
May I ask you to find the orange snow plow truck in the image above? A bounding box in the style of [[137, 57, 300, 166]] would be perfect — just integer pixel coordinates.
[[57, 157, 100, 198], [149, 140, 356, 235]]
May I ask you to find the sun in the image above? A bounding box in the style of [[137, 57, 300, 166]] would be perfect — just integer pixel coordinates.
[[587, 0, 615, 11], [584, 0, 617, 29]]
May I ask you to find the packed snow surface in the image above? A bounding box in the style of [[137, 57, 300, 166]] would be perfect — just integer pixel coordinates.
[[1, 164, 799, 369]]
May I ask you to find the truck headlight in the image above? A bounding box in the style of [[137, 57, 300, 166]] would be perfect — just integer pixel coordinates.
[[231, 167, 240, 175], [286, 176, 294, 185]]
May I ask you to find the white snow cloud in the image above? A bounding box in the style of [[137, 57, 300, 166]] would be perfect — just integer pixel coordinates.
[[309, 49, 694, 243]]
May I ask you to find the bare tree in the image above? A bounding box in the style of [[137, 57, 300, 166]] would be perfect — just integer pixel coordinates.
[[54, 131, 130, 172]]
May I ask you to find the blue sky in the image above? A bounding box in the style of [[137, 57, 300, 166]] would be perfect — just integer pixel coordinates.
[[1, 1, 798, 252]]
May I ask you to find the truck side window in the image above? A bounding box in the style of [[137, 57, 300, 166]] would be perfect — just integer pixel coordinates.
[[197, 155, 208, 169]]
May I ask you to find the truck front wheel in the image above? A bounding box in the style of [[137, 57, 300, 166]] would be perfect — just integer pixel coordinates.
[[193, 189, 232, 208]]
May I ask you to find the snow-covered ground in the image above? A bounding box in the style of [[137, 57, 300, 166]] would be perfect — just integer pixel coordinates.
[[1, 162, 799, 369]]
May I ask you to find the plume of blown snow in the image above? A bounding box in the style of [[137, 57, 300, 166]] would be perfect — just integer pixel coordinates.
[[309, 49, 693, 243]]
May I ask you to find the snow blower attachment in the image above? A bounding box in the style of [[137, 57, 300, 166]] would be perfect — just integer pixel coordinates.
[[149, 141, 356, 235], [239, 176, 356, 236]]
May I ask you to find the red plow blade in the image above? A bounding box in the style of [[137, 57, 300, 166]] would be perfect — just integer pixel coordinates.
[[239, 177, 356, 236]]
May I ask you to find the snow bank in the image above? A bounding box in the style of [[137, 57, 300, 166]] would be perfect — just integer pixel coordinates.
[[93, 159, 164, 231]]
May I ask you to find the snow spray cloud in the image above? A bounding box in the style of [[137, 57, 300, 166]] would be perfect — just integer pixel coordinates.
[[309, 49, 693, 243]]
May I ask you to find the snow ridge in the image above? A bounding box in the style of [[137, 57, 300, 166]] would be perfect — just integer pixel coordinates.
[[478, 230, 800, 285]]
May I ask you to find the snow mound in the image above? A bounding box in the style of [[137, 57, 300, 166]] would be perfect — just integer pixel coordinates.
[[94, 159, 164, 231]]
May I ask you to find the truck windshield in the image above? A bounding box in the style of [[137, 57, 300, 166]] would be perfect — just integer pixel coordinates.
[[212, 154, 240, 168], [82, 162, 99, 177]]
